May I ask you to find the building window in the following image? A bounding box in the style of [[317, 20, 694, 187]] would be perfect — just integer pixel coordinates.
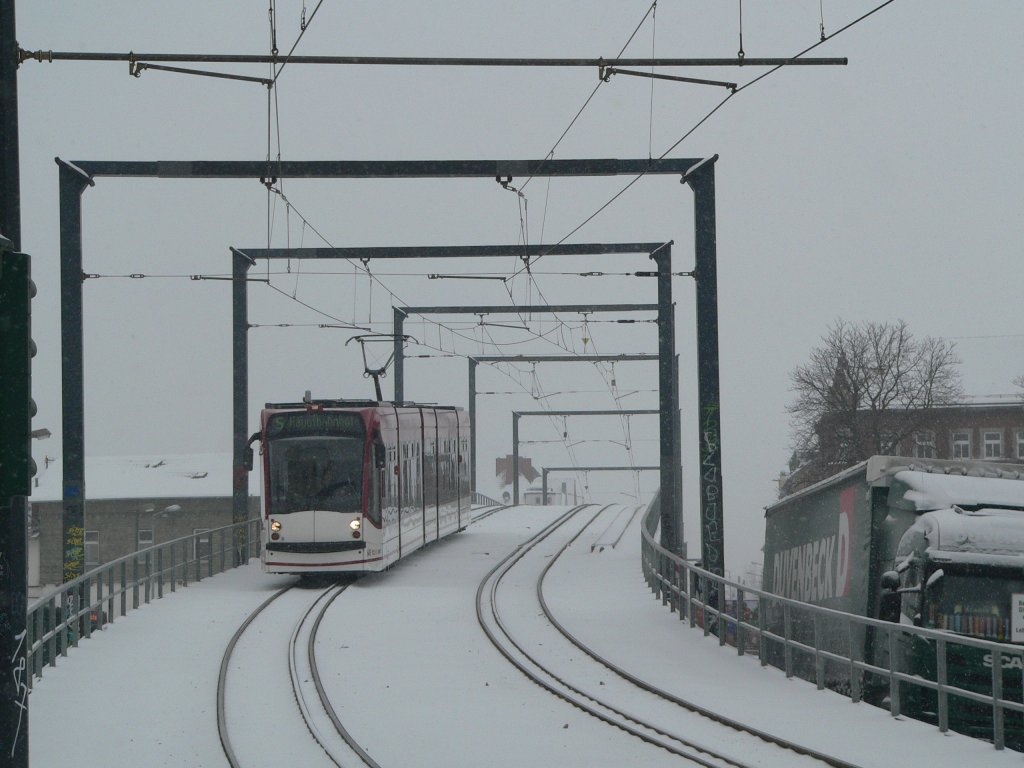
[[880, 432, 900, 454], [952, 430, 971, 459], [138, 528, 154, 549], [84, 530, 99, 566], [1017, 430, 1024, 460], [984, 430, 1003, 459], [193, 529, 211, 561], [835, 427, 854, 461], [914, 431, 936, 459]]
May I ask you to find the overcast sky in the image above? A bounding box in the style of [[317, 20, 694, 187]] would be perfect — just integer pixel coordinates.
[[14, 2, 1024, 573]]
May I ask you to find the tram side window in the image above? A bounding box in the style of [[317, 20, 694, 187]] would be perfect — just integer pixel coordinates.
[[452, 444, 460, 499], [403, 442, 411, 507], [446, 457, 452, 501], [385, 446, 391, 502], [446, 443, 452, 498], [411, 445, 417, 505], [459, 438, 469, 489], [424, 444, 437, 505], [442, 440, 452, 503], [437, 453, 448, 505]]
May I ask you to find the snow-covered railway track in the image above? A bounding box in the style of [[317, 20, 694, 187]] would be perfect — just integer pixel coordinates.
[[477, 504, 862, 768], [217, 583, 381, 768], [472, 503, 515, 522]]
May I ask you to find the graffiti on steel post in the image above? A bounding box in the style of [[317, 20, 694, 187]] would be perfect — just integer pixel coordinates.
[[1, 543, 28, 758], [64, 525, 84, 583], [701, 404, 723, 574], [8, 628, 27, 758]]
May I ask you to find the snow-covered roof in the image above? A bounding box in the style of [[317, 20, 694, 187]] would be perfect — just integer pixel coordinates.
[[917, 507, 1024, 565], [894, 469, 1024, 512], [959, 394, 1024, 407], [30, 453, 261, 502]]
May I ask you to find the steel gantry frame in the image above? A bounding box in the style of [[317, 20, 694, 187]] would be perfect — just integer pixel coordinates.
[[20, 49, 848, 68], [392, 302, 661, 490], [236, 244, 675, 543], [467, 354, 661, 494], [238, 253, 684, 555], [56, 154, 721, 578], [540, 466, 660, 507], [392, 300, 659, 403], [511, 409, 659, 506]]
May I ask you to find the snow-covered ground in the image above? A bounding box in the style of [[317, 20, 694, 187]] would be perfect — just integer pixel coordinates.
[[29, 505, 1018, 767]]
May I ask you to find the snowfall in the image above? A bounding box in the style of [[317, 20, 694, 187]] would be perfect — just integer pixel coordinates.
[[28, 505, 1018, 767]]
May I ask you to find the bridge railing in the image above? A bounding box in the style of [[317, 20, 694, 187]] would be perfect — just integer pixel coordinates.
[[471, 491, 501, 507], [26, 518, 261, 688], [640, 494, 1024, 751]]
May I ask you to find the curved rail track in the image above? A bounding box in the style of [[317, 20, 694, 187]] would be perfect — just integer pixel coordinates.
[[477, 503, 863, 768], [217, 582, 382, 768]]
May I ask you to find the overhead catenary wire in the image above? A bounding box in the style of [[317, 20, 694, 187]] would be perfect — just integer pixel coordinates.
[[505, 0, 897, 281], [462, 3, 896, 492], [263, 1, 328, 296], [262, 281, 372, 331], [518, 0, 660, 196], [272, 0, 326, 85], [408, 334, 659, 489], [103, 6, 851, 360], [240, 4, 797, 436]]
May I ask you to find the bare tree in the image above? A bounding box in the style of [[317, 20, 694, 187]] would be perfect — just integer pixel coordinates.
[[786, 319, 963, 489]]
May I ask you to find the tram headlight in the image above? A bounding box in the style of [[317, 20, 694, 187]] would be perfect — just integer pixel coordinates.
[[270, 519, 282, 532], [349, 519, 361, 531]]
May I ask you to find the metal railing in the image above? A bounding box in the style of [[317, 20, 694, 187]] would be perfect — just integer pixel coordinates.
[[640, 494, 1024, 751], [471, 491, 501, 507], [26, 518, 261, 689]]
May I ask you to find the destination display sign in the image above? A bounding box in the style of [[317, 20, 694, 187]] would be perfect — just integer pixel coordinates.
[[266, 411, 365, 439]]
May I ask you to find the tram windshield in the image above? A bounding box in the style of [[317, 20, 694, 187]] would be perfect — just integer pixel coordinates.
[[268, 436, 365, 515]]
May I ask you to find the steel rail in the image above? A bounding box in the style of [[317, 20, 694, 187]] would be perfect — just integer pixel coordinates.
[[476, 505, 749, 767], [218, 582, 376, 768], [217, 585, 294, 768], [536, 512, 862, 768], [471, 503, 515, 523], [288, 586, 349, 768], [305, 585, 383, 768]]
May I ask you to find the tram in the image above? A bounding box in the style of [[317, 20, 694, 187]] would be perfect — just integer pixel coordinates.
[[246, 398, 471, 574]]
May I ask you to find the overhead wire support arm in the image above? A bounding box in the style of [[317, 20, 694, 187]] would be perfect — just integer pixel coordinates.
[[599, 61, 737, 92], [128, 59, 273, 86]]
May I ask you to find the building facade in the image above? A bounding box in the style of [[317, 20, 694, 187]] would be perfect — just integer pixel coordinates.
[[29, 453, 260, 589], [782, 397, 1024, 496]]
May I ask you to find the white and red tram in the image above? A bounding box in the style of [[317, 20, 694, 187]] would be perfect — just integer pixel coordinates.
[[251, 399, 471, 575]]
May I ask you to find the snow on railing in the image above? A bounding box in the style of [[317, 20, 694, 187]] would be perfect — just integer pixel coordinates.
[[25, 518, 261, 689], [640, 494, 1024, 752]]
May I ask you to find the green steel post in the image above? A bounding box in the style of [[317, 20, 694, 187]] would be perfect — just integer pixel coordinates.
[[0, 244, 32, 767]]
